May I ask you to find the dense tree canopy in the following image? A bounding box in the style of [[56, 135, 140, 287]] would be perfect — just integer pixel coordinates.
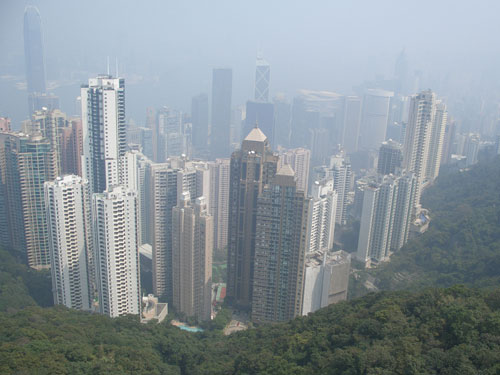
[[0, 286, 499, 374]]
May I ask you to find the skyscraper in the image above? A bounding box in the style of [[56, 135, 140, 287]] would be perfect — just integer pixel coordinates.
[[45, 175, 93, 311], [227, 126, 278, 310], [191, 94, 209, 154], [251, 164, 309, 323], [278, 147, 311, 194], [60, 118, 83, 177], [2, 133, 57, 269], [273, 95, 292, 148], [302, 250, 350, 315], [254, 55, 270, 102], [342, 96, 362, 154], [31, 108, 67, 176], [81, 75, 126, 194], [149, 158, 210, 302], [172, 193, 213, 321], [425, 101, 448, 179], [403, 90, 435, 185], [306, 179, 337, 253], [93, 186, 141, 317], [24, 6, 46, 97], [378, 139, 403, 175], [331, 155, 352, 225], [359, 89, 394, 151], [208, 158, 230, 251], [356, 172, 417, 267], [211, 68, 232, 158]]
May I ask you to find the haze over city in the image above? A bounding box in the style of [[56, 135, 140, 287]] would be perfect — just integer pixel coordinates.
[[1, 1, 500, 373], [1, 0, 500, 128]]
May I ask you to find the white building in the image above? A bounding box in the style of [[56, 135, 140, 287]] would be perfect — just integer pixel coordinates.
[[93, 186, 141, 317], [403, 90, 447, 201], [356, 172, 417, 267], [331, 155, 352, 225], [278, 147, 311, 195], [172, 193, 213, 321], [208, 158, 230, 251], [45, 175, 92, 311], [306, 179, 337, 253], [81, 75, 126, 194], [302, 250, 350, 315]]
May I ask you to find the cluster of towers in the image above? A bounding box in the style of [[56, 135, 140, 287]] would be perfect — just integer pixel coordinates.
[[1, 5, 465, 326]]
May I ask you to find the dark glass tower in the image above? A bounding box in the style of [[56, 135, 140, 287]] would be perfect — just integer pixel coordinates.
[[210, 68, 232, 158], [24, 6, 46, 95], [191, 93, 209, 154], [226, 126, 278, 310]]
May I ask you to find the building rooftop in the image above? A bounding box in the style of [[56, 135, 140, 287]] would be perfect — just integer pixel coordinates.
[[244, 126, 267, 143], [276, 164, 295, 177]]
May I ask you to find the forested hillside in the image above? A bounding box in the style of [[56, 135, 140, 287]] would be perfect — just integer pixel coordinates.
[[1, 286, 500, 374]]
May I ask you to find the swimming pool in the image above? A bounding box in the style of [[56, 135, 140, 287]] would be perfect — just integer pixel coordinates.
[[177, 323, 203, 332]]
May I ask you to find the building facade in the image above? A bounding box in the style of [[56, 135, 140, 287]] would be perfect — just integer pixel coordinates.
[[226, 126, 278, 310], [81, 75, 126, 194], [251, 165, 309, 323], [45, 175, 93, 310], [172, 193, 213, 321], [93, 186, 141, 317]]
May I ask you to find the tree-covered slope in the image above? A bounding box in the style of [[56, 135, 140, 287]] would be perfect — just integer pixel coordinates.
[[0, 287, 499, 374], [372, 157, 500, 291]]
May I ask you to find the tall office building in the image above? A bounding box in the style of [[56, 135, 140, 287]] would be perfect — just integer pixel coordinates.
[[278, 147, 311, 194], [157, 108, 188, 159], [306, 179, 337, 253], [359, 89, 394, 151], [1, 133, 56, 269], [211, 68, 232, 158], [302, 250, 350, 315], [172, 193, 213, 321], [290, 90, 345, 150], [378, 140, 403, 175], [273, 95, 292, 148], [191, 94, 209, 154], [331, 156, 352, 225], [227, 126, 278, 310], [45, 175, 92, 311], [24, 5, 47, 113], [81, 75, 126, 194], [343, 96, 362, 154], [60, 118, 83, 177], [426, 101, 448, 179], [208, 158, 230, 251], [31, 108, 68, 176], [251, 164, 309, 323], [254, 55, 270, 102], [356, 172, 417, 267], [403, 90, 447, 202], [149, 158, 210, 302], [244, 101, 275, 147], [93, 186, 141, 317], [403, 90, 434, 183]]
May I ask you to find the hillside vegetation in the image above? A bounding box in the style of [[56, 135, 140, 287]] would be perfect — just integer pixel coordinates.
[[370, 157, 500, 292], [1, 286, 500, 374]]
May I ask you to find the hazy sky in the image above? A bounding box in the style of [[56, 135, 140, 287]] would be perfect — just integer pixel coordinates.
[[1, 0, 500, 125]]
